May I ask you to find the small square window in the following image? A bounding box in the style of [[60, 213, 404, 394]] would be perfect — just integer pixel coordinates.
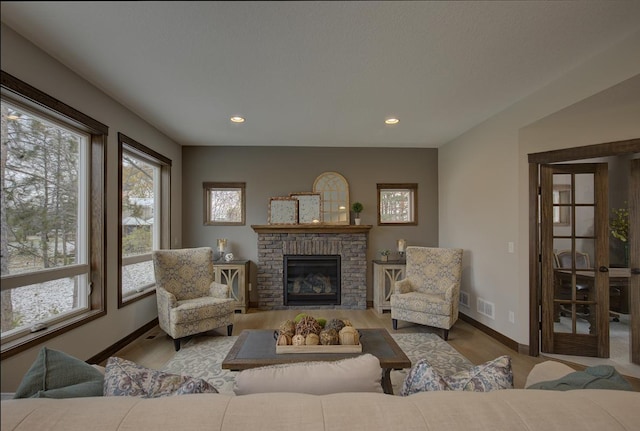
[[204, 182, 246, 225], [377, 183, 417, 225]]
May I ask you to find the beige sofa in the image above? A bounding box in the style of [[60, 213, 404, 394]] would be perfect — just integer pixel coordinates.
[[2, 389, 639, 430], [3, 360, 638, 430]]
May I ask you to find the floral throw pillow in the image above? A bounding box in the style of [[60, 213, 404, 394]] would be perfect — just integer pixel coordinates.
[[400, 359, 448, 396], [103, 357, 218, 397], [400, 355, 513, 396]]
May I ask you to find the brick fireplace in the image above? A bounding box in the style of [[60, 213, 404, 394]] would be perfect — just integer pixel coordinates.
[[252, 225, 371, 309]]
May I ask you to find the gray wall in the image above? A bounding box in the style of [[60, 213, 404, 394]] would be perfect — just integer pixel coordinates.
[[182, 146, 438, 303], [440, 29, 640, 344]]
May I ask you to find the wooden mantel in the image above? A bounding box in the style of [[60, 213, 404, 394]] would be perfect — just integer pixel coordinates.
[[251, 224, 372, 234]]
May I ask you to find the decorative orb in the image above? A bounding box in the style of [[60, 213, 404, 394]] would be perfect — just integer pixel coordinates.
[[292, 334, 306, 346], [277, 334, 291, 346], [296, 316, 322, 337], [324, 319, 345, 333], [342, 319, 353, 327], [316, 318, 327, 328], [294, 313, 308, 324], [305, 333, 320, 345], [279, 320, 296, 337], [338, 326, 359, 345], [319, 328, 339, 345]]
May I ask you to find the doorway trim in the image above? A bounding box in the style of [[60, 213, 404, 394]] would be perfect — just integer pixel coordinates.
[[528, 138, 640, 356]]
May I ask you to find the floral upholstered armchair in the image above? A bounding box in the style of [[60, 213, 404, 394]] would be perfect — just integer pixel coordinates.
[[390, 246, 463, 341], [152, 247, 234, 351]]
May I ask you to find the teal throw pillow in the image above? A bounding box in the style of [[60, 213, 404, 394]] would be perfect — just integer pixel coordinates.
[[13, 347, 104, 399]]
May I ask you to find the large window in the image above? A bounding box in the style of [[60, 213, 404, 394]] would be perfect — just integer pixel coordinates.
[[118, 133, 171, 307], [1, 71, 106, 356]]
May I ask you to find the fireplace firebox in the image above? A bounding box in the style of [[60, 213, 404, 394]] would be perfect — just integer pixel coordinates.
[[284, 255, 340, 306]]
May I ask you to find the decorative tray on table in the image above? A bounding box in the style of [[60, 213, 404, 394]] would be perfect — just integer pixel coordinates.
[[275, 342, 362, 354], [273, 315, 363, 354]]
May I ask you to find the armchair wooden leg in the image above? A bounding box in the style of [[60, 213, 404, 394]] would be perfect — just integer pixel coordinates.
[[173, 338, 181, 351], [227, 324, 233, 336], [442, 329, 449, 341], [392, 319, 398, 330]]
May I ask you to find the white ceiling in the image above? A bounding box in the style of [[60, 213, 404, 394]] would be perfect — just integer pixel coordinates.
[[2, 1, 640, 148]]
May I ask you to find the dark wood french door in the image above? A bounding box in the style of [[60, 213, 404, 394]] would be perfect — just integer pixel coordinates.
[[540, 163, 610, 357]]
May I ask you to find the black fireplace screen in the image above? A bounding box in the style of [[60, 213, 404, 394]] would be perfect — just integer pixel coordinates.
[[283, 255, 341, 306]]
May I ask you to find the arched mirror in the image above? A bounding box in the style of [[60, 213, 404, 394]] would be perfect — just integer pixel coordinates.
[[313, 172, 349, 225]]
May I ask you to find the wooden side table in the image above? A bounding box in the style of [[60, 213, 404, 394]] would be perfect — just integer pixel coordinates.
[[372, 260, 406, 314], [213, 260, 250, 313]]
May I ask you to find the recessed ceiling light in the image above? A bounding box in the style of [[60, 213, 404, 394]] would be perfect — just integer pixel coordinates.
[[230, 116, 245, 123], [385, 118, 399, 125]]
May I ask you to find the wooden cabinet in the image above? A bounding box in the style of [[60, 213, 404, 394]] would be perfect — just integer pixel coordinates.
[[213, 260, 250, 313], [372, 260, 405, 314]]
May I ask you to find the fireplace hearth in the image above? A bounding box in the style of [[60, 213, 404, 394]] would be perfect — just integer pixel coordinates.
[[284, 255, 340, 306], [252, 225, 370, 310]]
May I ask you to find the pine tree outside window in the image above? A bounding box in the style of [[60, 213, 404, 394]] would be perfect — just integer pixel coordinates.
[[1, 72, 106, 353]]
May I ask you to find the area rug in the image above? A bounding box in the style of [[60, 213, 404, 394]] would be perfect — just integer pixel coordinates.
[[161, 332, 473, 395]]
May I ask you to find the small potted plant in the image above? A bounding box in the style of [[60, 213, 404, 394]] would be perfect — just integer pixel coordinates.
[[351, 202, 363, 225], [379, 249, 391, 262]]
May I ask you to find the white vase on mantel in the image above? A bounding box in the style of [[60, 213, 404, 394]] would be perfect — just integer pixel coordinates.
[[354, 218, 361, 225]]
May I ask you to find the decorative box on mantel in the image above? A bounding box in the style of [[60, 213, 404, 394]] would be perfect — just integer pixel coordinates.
[[251, 224, 372, 310]]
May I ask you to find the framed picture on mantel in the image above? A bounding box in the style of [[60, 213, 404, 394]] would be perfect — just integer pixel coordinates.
[[290, 192, 321, 224], [268, 197, 298, 225]]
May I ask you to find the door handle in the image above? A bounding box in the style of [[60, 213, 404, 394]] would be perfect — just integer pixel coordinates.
[[631, 268, 640, 275], [599, 266, 609, 273]]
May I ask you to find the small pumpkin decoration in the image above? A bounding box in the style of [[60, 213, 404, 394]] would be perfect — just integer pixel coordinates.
[[277, 333, 291, 346], [292, 334, 306, 346], [338, 326, 359, 345]]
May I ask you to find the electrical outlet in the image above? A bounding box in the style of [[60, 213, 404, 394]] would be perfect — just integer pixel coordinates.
[[509, 311, 515, 323], [508, 242, 514, 253], [248, 283, 252, 291]]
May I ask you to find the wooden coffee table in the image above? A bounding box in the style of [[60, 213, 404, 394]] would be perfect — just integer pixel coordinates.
[[221, 328, 411, 394]]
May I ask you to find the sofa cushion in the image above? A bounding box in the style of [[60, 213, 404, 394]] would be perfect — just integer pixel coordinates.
[[390, 291, 450, 315], [400, 355, 513, 396], [103, 357, 218, 397], [13, 347, 104, 399], [234, 353, 383, 395]]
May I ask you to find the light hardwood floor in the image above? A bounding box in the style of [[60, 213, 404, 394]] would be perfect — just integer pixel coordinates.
[[111, 308, 640, 391]]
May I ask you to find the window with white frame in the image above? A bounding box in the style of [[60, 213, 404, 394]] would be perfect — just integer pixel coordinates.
[[118, 133, 170, 306], [1, 71, 106, 353]]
